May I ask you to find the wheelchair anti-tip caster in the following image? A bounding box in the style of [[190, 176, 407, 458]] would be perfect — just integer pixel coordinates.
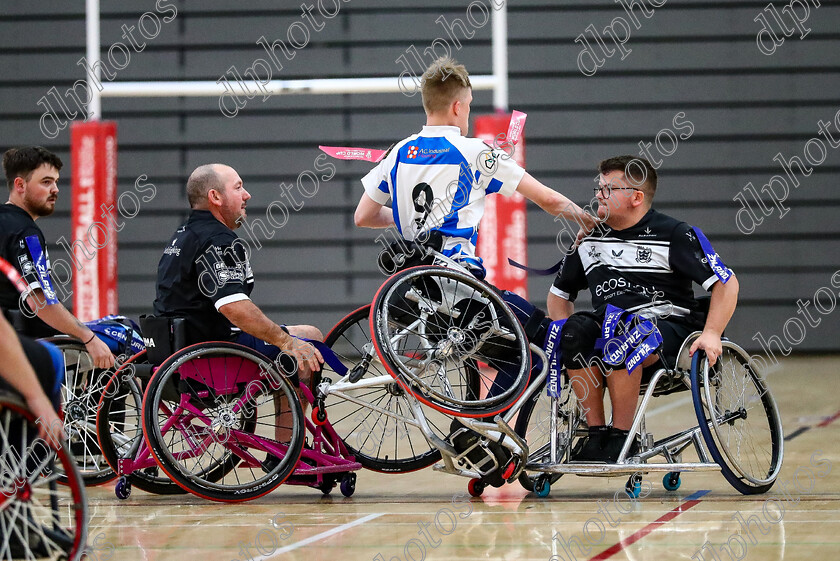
[[340, 473, 356, 497], [115, 476, 132, 500], [312, 404, 327, 426], [467, 478, 485, 497], [625, 474, 643, 498], [534, 474, 551, 498], [663, 472, 681, 491]]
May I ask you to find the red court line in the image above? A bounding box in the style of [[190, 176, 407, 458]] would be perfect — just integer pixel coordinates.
[[588, 491, 709, 561], [817, 409, 840, 428]]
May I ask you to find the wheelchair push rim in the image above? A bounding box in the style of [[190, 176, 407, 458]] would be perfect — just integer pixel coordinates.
[[322, 305, 445, 473], [690, 342, 784, 493], [141, 342, 304, 502], [370, 266, 531, 418], [43, 336, 118, 486]]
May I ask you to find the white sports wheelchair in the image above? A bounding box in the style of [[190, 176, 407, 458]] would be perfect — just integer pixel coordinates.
[[316, 240, 784, 498], [516, 326, 784, 497]]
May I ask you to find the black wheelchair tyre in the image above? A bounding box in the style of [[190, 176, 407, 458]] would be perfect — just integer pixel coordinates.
[[690, 343, 784, 495], [43, 336, 117, 486], [323, 305, 445, 473], [514, 373, 585, 492], [96, 352, 188, 495]]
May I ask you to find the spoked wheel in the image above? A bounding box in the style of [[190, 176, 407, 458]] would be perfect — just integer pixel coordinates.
[[370, 266, 531, 418], [690, 342, 784, 494], [142, 343, 304, 502], [514, 372, 585, 492], [96, 351, 186, 495], [0, 393, 88, 561], [43, 337, 116, 486], [322, 306, 447, 473]]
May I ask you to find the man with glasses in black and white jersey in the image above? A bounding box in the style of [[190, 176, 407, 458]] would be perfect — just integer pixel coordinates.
[[548, 155, 740, 462]]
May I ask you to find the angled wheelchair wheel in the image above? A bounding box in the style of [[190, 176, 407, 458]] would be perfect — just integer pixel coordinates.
[[43, 336, 116, 486], [142, 342, 304, 502], [514, 371, 585, 492], [96, 351, 186, 495], [690, 342, 784, 494], [0, 393, 88, 561], [370, 266, 531, 418], [323, 305, 446, 473]]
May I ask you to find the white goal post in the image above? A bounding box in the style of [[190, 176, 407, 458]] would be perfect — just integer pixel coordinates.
[[84, 0, 509, 116]]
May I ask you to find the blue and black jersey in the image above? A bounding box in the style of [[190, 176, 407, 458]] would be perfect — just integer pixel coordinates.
[[0, 203, 59, 337]]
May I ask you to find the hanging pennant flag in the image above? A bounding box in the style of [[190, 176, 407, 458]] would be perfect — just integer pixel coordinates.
[[506, 110, 527, 145], [319, 145, 388, 163]]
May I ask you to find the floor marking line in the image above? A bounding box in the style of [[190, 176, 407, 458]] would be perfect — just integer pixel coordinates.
[[784, 426, 811, 441], [261, 512, 384, 559], [587, 490, 710, 561], [817, 409, 840, 428]]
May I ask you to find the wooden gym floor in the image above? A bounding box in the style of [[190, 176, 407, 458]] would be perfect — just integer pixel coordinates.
[[82, 355, 840, 561]]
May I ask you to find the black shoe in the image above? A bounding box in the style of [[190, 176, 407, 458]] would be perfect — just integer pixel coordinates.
[[601, 428, 640, 463], [571, 425, 610, 462]]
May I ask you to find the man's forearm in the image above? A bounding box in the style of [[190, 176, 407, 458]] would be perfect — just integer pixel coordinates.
[[704, 275, 739, 335], [30, 294, 93, 341]]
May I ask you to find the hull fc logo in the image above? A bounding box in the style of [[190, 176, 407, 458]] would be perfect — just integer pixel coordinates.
[[636, 247, 652, 263]]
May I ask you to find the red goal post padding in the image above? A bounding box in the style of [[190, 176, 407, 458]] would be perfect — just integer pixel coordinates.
[[70, 121, 118, 321]]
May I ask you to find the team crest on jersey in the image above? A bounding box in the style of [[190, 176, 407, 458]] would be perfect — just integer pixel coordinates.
[[407, 146, 418, 159], [635, 246, 652, 263], [18, 255, 34, 276], [481, 150, 497, 171]]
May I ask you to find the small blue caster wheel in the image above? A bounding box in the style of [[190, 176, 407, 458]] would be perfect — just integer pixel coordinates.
[[663, 472, 681, 491], [534, 475, 551, 498], [115, 476, 132, 500], [340, 473, 356, 497], [625, 474, 642, 498]]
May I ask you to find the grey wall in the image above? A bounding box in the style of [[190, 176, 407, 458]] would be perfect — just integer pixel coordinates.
[[3, 0, 839, 353]]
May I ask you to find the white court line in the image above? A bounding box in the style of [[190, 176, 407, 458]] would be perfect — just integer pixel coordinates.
[[647, 361, 781, 418], [259, 512, 384, 559]]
